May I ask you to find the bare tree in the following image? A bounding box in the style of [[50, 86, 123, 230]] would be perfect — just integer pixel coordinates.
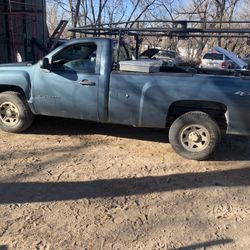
[[47, 0, 249, 57], [47, 1, 68, 35], [177, 0, 244, 57]]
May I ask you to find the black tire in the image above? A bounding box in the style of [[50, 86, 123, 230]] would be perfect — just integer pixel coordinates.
[[169, 111, 221, 160], [0, 91, 34, 133]]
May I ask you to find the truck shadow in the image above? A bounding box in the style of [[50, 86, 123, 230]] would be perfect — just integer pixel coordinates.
[[0, 246, 8, 250], [27, 116, 250, 161], [0, 167, 250, 204], [171, 238, 233, 250], [28, 116, 168, 142]]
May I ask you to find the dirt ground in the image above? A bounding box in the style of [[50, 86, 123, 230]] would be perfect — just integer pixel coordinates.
[[0, 116, 250, 250]]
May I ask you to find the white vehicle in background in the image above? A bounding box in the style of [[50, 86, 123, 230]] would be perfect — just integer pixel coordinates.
[[199, 51, 233, 70], [200, 47, 248, 70], [140, 49, 182, 67]]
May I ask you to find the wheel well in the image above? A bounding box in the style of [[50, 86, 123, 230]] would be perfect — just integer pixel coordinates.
[[167, 100, 228, 130], [0, 85, 26, 98]]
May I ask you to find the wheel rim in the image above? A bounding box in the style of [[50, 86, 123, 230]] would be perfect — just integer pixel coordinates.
[[180, 124, 210, 152], [0, 102, 20, 126]]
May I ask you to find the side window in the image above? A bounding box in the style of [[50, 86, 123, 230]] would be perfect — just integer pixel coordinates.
[[112, 40, 132, 63], [52, 43, 97, 73]]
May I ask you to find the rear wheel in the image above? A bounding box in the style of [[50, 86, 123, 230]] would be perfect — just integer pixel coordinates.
[[0, 92, 34, 133], [169, 111, 221, 160]]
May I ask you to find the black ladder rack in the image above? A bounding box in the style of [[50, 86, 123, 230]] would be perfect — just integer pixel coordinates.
[[47, 20, 68, 52]]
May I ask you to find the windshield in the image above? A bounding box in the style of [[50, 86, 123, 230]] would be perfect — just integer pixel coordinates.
[[203, 53, 223, 60], [157, 51, 176, 58], [140, 49, 159, 58]]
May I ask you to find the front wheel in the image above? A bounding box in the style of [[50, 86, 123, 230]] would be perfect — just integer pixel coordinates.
[[169, 111, 221, 160], [0, 91, 34, 133]]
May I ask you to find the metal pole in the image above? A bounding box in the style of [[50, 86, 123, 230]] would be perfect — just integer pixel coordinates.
[[22, 0, 28, 61], [8, 0, 15, 62], [135, 34, 140, 59], [116, 29, 122, 70]]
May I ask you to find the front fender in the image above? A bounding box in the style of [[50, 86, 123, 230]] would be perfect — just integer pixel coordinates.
[[0, 70, 32, 99]]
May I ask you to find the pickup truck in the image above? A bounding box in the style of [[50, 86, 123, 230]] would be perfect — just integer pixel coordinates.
[[0, 38, 250, 160]]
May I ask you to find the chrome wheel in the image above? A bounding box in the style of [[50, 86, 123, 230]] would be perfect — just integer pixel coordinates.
[[180, 124, 210, 152], [0, 102, 20, 126]]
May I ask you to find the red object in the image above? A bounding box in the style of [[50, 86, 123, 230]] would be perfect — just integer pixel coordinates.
[[221, 61, 230, 68]]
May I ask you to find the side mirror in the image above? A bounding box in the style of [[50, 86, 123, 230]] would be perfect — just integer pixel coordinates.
[[40, 58, 51, 70]]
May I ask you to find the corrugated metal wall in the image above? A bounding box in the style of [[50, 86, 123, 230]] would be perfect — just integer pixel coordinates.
[[0, 0, 47, 63]]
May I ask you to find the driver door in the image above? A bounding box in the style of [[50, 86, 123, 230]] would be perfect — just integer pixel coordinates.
[[33, 42, 100, 121]]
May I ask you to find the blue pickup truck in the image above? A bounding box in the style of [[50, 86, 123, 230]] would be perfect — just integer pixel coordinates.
[[0, 38, 250, 160]]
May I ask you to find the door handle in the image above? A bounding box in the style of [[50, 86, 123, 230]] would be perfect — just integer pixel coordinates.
[[79, 79, 95, 86]]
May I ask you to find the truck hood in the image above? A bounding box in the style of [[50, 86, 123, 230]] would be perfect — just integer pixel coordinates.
[[0, 62, 33, 67], [0, 62, 35, 73]]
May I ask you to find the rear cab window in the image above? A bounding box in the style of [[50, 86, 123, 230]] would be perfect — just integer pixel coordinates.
[[203, 53, 224, 60], [112, 40, 133, 62]]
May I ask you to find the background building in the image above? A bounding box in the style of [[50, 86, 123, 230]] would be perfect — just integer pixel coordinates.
[[0, 0, 47, 63]]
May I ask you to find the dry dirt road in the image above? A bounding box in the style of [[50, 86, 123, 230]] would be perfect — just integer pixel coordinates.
[[0, 116, 250, 250]]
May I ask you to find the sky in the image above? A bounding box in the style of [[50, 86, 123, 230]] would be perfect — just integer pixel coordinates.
[[47, 0, 247, 23]]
